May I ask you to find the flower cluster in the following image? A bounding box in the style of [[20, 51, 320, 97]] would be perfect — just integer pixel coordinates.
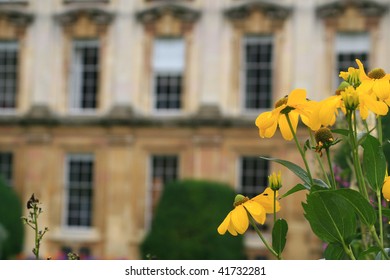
[[219, 59, 390, 260]]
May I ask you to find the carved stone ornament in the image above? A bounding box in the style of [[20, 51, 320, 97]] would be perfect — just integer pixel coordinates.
[[136, 3, 200, 24], [0, 8, 33, 28], [317, 0, 388, 18], [224, 0, 291, 21], [55, 7, 114, 26]]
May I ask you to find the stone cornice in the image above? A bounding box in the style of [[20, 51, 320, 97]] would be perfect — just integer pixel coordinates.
[[224, 0, 291, 21], [55, 7, 114, 26], [0, 8, 33, 27], [0, 114, 256, 128], [136, 3, 200, 24], [317, 0, 388, 18]]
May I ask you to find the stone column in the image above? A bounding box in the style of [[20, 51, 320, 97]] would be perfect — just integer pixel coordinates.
[[27, 0, 55, 118], [196, 0, 224, 117], [108, 0, 137, 119]]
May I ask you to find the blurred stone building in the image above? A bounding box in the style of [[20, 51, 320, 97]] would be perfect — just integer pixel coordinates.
[[0, 0, 389, 259]]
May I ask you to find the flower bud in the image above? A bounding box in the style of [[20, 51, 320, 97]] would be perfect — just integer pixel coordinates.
[[233, 194, 249, 207], [341, 86, 359, 111], [268, 171, 282, 191]]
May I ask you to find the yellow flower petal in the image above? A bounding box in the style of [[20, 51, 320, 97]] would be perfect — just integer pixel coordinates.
[[287, 88, 307, 107], [372, 78, 390, 100], [356, 59, 370, 81], [260, 120, 278, 138], [253, 187, 281, 213], [255, 111, 275, 130], [360, 94, 389, 117], [243, 200, 262, 216], [278, 112, 298, 141], [383, 177, 390, 201], [231, 205, 249, 234], [217, 212, 231, 235], [251, 210, 266, 225], [319, 96, 340, 126]]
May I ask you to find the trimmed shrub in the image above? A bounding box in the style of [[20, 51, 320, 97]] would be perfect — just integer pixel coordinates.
[[141, 179, 245, 260], [0, 178, 24, 259]]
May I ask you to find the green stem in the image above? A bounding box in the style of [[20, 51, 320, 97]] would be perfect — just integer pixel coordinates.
[[347, 111, 369, 199], [248, 214, 281, 260], [341, 241, 356, 260], [33, 206, 39, 260], [285, 114, 314, 185], [378, 116, 383, 146], [376, 189, 384, 257], [325, 148, 337, 190], [273, 189, 277, 224], [309, 129, 332, 188], [369, 226, 389, 260]]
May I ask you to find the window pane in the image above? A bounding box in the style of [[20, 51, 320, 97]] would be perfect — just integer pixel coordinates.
[[244, 36, 273, 109], [155, 74, 182, 109], [153, 39, 185, 72], [240, 156, 269, 198], [335, 33, 370, 86], [71, 40, 99, 110], [66, 154, 94, 227], [0, 41, 18, 109]]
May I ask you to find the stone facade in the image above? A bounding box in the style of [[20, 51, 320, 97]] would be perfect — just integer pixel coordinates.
[[1, 0, 389, 259]]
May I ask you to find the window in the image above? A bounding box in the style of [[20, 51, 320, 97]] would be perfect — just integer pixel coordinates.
[[65, 154, 94, 227], [239, 156, 269, 198], [152, 38, 185, 111], [0, 41, 18, 110], [70, 39, 99, 112], [335, 33, 370, 87], [0, 152, 13, 186], [146, 155, 178, 226], [243, 36, 273, 110]]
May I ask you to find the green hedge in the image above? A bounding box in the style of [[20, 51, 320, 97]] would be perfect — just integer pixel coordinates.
[[141, 179, 245, 260], [0, 178, 24, 259]]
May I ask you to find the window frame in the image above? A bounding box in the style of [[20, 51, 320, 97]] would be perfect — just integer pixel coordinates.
[[69, 39, 100, 114], [237, 155, 270, 198], [241, 35, 274, 113], [151, 37, 185, 115], [334, 32, 370, 89], [0, 40, 19, 114], [63, 153, 95, 229]]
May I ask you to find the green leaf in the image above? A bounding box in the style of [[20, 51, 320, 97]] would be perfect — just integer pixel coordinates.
[[361, 135, 386, 191], [333, 189, 376, 226], [272, 219, 288, 256], [358, 246, 381, 260], [313, 178, 330, 189], [331, 128, 349, 137], [381, 208, 390, 218], [302, 190, 356, 243], [279, 184, 308, 199], [261, 157, 311, 186], [324, 243, 349, 260]]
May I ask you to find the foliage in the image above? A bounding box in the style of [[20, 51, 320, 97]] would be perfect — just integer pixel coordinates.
[[141, 179, 245, 260], [0, 178, 24, 259]]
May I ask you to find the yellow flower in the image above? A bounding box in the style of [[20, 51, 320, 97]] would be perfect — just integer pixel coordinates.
[[217, 188, 280, 236], [317, 86, 388, 125], [356, 59, 390, 100], [383, 176, 390, 201], [255, 89, 319, 141]]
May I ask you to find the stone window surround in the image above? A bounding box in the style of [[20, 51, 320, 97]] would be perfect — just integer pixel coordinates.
[[316, 0, 388, 94], [224, 0, 291, 116]]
